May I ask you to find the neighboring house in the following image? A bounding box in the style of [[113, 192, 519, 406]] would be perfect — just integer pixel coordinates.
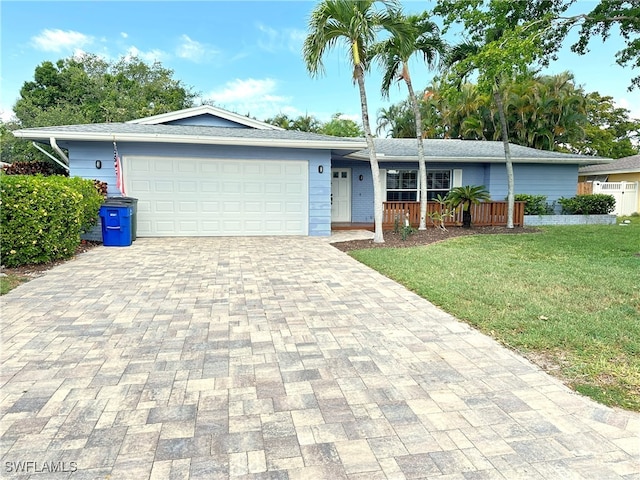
[[578, 154, 640, 215], [579, 154, 640, 183], [13, 106, 611, 237]]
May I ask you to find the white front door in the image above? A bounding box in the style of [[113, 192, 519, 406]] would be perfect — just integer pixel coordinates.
[[331, 168, 351, 222]]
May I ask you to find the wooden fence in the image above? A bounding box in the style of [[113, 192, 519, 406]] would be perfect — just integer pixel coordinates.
[[383, 201, 526, 229], [577, 182, 593, 195]]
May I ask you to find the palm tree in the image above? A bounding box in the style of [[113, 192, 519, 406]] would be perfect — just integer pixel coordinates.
[[443, 41, 517, 228], [372, 11, 445, 230], [446, 185, 491, 228], [376, 101, 415, 138], [304, 0, 404, 243]]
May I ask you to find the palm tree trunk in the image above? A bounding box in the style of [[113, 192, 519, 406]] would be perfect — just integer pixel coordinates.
[[355, 67, 384, 243], [493, 86, 515, 229], [404, 66, 427, 230]]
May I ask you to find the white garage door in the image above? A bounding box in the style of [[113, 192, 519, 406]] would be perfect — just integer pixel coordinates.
[[125, 156, 308, 236]]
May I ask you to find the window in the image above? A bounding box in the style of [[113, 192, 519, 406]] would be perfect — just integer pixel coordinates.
[[427, 171, 451, 200], [385, 169, 451, 201], [386, 170, 417, 201]]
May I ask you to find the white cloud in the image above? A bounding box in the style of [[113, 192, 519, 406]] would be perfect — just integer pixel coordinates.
[[0, 106, 16, 123], [256, 23, 305, 54], [120, 32, 128, 39], [616, 97, 640, 121], [175, 34, 218, 63], [204, 78, 294, 120], [123, 46, 168, 63], [31, 29, 92, 53]]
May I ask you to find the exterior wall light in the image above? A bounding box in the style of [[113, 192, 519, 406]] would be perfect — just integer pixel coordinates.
[[318, 165, 324, 174], [359, 174, 364, 181], [95, 160, 102, 169]]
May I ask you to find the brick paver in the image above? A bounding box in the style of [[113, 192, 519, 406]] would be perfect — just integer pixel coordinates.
[[1, 237, 638, 479]]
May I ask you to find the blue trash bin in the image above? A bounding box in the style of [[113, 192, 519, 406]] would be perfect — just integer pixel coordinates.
[[99, 205, 132, 247]]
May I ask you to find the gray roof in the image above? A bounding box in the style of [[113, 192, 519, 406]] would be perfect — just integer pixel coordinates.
[[13, 122, 363, 145], [579, 154, 640, 174], [13, 122, 614, 165], [348, 138, 610, 164]]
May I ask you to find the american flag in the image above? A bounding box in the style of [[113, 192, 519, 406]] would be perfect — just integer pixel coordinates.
[[113, 141, 125, 195]]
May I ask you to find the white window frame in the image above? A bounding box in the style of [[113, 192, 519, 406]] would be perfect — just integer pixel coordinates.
[[381, 168, 462, 201]]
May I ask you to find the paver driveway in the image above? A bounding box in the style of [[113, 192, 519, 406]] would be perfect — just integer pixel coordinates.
[[1, 237, 638, 479]]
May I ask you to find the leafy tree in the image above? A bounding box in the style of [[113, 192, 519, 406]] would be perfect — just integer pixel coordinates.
[[567, 92, 639, 158], [264, 113, 293, 130], [264, 112, 363, 137], [8, 54, 197, 166], [435, 0, 572, 228], [14, 54, 197, 128], [304, 0, 407, 243], [376, 101, 416, 138], [319, 113, 364, 137], [555, 1, 640, 90], [382, 72, 592, 153], [372, 11, 445, 230], [291, 114, 322, 133]]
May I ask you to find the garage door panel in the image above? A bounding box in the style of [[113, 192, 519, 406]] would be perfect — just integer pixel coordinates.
[[286, 183, 303, 194], [154, 181, 173, 193], [244, 164, 261, 175], [154, 160, 174, 173], [264, 164, 283, 175], [286, 202, 303, 213], [244, 183, 262, 194], [155, 201, 175, 213], [265, 184, 282, 194], [285, 164, 305, 175], [178, 181, 197, 193], [131, 180, 151, 193], [126, 157, 308, 236], [178, 162, 197, 173], [178, 202, 197, 212], [202, 202, 220, 213], [201, 182, 219, 193]]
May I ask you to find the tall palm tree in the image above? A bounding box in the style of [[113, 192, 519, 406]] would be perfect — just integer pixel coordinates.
[[372, 12, 445, 230], [444, 41, 517, 228], [304, 0, 404, 243]]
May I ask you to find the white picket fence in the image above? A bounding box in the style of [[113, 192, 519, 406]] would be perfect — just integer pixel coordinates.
[[593, 181, 639, 216]]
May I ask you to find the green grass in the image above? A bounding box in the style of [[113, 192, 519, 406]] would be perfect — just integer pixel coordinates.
[[351, 219, 640, 411], [0, 274, 29, 295]]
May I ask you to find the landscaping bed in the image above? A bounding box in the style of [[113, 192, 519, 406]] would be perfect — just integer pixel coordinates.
[[331, 225, 540, 252]]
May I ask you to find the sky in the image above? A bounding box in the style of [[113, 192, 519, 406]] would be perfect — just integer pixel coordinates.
[[1, 0, 639, 128]]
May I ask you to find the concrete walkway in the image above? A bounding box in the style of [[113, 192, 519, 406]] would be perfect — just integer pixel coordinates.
[[1, 237, 638, 479]]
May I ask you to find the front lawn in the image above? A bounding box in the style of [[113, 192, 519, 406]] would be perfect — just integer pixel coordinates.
[[350, 221, 640, 411]]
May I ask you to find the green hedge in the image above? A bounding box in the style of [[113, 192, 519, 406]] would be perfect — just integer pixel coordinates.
[[558, 194, 616, 215], [1, 175, 103, 267], [513, 194, 552, 215]]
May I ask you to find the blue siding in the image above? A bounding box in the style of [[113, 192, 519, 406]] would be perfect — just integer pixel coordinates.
[[334, 160, 489, 222], [488, 163, 579, 203], [165, 114, 246, 127], [332, 160, 372, 222], [65, 141, 332, 236]]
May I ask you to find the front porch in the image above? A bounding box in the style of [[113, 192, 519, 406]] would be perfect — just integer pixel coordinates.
[[332, 201, 526, 231]]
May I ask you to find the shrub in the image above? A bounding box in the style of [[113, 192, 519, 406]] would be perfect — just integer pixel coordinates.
[[0, 174, 104, 267], [513, 194, 552, 215], [2, 161, 67, 177], [558, 194, 616, 215], [93, 179, 108, 197]]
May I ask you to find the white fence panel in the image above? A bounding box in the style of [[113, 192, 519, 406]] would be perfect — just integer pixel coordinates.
[[593, 181, 639, 216]]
